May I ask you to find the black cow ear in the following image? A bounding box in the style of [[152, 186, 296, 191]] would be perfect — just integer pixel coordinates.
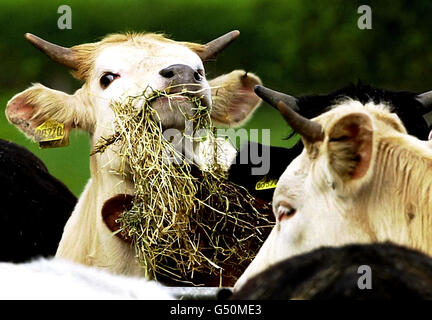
[[101, 194, 134, 242]]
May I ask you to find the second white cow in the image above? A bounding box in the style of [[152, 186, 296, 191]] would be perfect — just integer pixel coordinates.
[[236, 84, 432, 290]]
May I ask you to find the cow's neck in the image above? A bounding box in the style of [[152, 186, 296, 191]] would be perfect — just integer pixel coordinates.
[[366, 136, 432, 254], [55, 144, 144, 276], [56, 134, 236, 276]]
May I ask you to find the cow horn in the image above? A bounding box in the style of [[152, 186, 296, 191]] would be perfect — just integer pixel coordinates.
[[276, 101, 324, 143], [25, 33, 78, 70], [417, 90, 432, 108], [254, 85, 299, 111], [198, 30, 240, 62]]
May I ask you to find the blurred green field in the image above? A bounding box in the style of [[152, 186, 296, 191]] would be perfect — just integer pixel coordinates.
[[2, 0, 432, 196]]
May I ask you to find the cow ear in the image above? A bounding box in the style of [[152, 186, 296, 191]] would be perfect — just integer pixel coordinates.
[[101, 194, 134, 243], [209, 70, 261, 127], [6, 84, 93, 141], [327, 112, 373, 181]]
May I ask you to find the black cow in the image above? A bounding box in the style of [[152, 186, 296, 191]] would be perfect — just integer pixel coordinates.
[[231, 242, 432, 299], [0, 139, 76, 262]]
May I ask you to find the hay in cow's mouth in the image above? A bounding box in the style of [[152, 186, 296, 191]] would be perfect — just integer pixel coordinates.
[[92, 87, 272, 286]]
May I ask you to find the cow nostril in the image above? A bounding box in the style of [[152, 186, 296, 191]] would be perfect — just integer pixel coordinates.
[[159, 69, 175, 79]]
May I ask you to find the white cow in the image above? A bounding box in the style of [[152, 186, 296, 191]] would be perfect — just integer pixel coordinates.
[[0, 258, 172, 300], [6, 31, 261, 277], [235, 85, 432, 290]]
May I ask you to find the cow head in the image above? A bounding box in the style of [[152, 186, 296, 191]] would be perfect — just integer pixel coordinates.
[[235, 84, 432, 290], [6, 31, 261, 160]]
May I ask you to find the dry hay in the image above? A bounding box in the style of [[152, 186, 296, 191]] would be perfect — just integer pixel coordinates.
[[93, 87, 273, 286]]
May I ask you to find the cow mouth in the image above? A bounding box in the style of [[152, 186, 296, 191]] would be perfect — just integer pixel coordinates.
[[149, 85, 211, 109], [148, 89, 211, 131], [156, 96, 188, 103], [152, 92, 209, 108]]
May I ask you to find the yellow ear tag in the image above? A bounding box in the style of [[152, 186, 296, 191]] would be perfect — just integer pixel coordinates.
[[34, 120, 69, 149], [255, 176, 278, 190]]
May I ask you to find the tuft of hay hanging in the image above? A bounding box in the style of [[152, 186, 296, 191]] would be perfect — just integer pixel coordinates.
[[93, 87, 273, 286]]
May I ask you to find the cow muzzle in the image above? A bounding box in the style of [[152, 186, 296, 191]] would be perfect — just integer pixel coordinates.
[[158, 64, 211, 107]]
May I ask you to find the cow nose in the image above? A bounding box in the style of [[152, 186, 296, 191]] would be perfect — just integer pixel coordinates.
[[159, 64, 203, 86]]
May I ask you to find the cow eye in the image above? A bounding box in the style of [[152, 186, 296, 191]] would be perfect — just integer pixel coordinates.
[[100, 72, 120, 89]]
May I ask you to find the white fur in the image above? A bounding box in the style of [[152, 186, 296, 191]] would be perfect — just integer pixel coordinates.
[[0, 258, 173, 300]]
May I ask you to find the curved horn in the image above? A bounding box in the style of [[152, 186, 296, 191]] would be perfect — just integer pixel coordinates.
[[254, 85, 299, 111], [198, 30, 240, 62], [25, 33, 78, 70], [276, 101, 324, 143], [417, 90, 432, 107]]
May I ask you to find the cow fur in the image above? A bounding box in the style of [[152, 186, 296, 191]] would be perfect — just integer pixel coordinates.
[[0, 258, 172, 299], [232, 242, 432, 299], [0, 139, 76, 263]]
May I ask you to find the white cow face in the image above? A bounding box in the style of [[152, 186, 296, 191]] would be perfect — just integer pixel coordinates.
[[88, 35, 210, 133], [270, 135, 372, 263], [272, 100, 409, 257], [6, 32, 261, 156]]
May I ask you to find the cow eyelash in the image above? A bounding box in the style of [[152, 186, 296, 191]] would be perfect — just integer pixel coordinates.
[[100, 72, 120, 89]]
